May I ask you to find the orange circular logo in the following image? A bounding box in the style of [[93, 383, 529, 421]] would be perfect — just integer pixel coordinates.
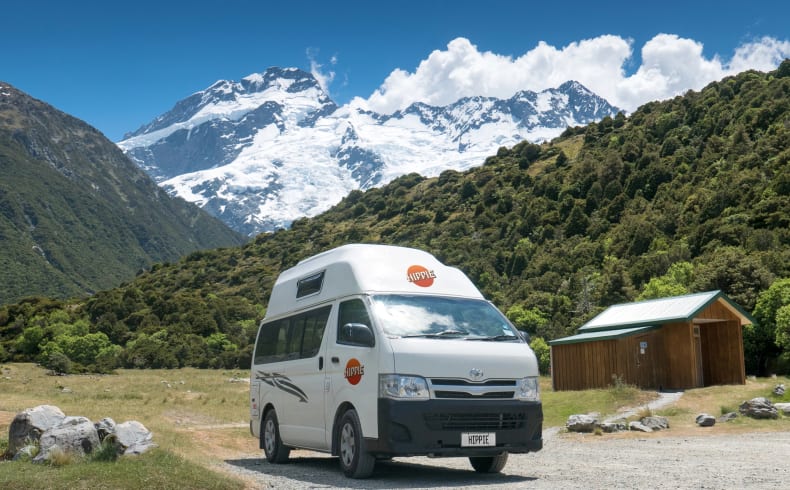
[[407, 265, 436, 287], [344, 358, 364, 385]]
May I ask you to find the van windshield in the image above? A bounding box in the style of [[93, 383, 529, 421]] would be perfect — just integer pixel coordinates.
[[369, 294, 521, 340]]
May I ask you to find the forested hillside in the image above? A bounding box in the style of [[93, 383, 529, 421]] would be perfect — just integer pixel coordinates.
[[1, 62, 788, 375], [0, 83, 245, 304]]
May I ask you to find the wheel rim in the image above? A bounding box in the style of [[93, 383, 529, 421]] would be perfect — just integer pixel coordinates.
[[340, 422, 355, 467], [264, 417, 275, 454]]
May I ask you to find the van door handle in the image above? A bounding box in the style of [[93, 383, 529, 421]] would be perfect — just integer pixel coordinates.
[[319, 356, 324, 370], [331, 356, 340, 364]]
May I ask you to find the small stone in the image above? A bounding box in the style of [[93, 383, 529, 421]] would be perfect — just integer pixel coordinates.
[[718, 412, 738, 422], [566, 414, 599, 433], [629, 421, 652, 432], [641, 416, 669, 431], [695, 413, 716, 427]]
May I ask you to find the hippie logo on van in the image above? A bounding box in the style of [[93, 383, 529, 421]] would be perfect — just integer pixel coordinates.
[[256, 371, 308, 403], [344, 358, 365, 385], [407, 265, 436, 287]]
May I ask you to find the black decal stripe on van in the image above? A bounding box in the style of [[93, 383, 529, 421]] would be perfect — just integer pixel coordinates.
[[256, 371, 309, 403]]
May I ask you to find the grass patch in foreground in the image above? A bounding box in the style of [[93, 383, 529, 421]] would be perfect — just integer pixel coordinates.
[[0, 448, 243, 490]]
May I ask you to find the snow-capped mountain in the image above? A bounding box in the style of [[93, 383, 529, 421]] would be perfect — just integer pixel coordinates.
[[119, 67, 621, 236]]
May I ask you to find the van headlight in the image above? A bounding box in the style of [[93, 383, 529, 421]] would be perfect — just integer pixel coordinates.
[[379, 374, 429, 400], [516, 376, 540, 401]]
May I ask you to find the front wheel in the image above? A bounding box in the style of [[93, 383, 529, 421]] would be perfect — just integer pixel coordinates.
[[262, 409, 290, 463], [337, 409, 375, 478], [469, 452, 508, 473]]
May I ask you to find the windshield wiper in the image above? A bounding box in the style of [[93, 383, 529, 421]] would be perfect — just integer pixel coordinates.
[[477, 334, 519, 341], [402, 329, 469, 339]]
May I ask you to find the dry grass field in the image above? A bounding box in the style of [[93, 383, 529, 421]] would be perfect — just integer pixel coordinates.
[[1, 363, 788, 488]]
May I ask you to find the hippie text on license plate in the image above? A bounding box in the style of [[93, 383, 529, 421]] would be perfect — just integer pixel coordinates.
[[461, 432, 496, 447]]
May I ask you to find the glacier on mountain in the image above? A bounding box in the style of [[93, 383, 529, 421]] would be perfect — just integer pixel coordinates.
[[118, 67, 621, 236]]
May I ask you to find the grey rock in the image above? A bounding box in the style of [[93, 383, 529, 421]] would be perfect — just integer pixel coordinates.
[[629, 421, 653, 432], [8, 405, 66, 454], [11, 444, 38, 461], [34, 416, 100, 462], [600, 421, 627, 433], [718, 412, 738, 422], [641, 416, 670, 431], [695, 413, 716, 427], [115, 420, 156, 455], [774, 402, 790, 415], [94, 417, 117, 441], [773, 384, 785, 396], [566, 414, 599, 433], [739, 397, 778, 419]]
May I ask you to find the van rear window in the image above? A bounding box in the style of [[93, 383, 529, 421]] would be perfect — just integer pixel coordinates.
[[296, 271, 325, 298]]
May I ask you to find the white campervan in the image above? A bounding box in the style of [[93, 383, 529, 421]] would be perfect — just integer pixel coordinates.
[[249, 244, 542, 478]]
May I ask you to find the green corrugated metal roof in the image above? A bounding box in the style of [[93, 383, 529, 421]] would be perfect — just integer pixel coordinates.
[[549, 325, 659, 345], [578, 290, 755, 333]]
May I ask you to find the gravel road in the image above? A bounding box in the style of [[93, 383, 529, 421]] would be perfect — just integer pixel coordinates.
[[222, 430, 790, 489]]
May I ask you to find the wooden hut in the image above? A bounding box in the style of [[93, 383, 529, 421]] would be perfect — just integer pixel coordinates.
[[549, 291, 754, 391]]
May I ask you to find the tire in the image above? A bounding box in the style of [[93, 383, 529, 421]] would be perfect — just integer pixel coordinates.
[[337, 409, 375, 478], [262, 409, 290, 463], [469, 452, 508, 473]]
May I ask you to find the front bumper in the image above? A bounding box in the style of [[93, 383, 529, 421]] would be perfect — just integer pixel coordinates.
[[365, 398, 543, 457]]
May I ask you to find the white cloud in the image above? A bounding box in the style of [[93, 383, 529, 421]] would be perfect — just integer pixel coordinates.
[[363, 34, 790, 114], [307, 48, 335, 93]]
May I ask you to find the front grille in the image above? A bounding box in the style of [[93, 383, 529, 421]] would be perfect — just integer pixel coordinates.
[[424, 412, 525, 431], [429, 378, 517, 399], [434, 391, 514, 399], [431, 379, 515, 387]]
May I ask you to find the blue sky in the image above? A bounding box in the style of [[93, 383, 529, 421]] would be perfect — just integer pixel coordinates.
[[3, 0, 789, 141]]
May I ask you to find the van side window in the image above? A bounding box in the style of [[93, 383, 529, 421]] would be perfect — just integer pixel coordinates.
[[337, 299, 372, 345], [301, 306, 331, 358], [254, 305, 331, 364]]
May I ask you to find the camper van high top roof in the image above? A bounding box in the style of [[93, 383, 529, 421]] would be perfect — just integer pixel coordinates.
[[265, 244, 483, 319]]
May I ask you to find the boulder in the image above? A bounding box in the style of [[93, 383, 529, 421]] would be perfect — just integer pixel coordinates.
[[33, 416, 100, 463], [695, 413, 716, 427], [739, 397, 778, 419], [629, 421, 653, 432], [566, 414, 599, 433], [773, 384, 785, 396], [114, 420, 156, 455], [8, 405, 66, 454], [774, 403, 790, 415], [641, 416, 670, 431]]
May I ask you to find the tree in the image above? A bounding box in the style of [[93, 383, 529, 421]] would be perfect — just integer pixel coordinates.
[[637, 262, 694, 300], [529, 337, 551, 375], [506, 305, 548, 335], [747, 278, 790, 374]]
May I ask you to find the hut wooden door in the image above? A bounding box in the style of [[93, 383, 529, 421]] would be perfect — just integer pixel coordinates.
[[634, 334, 657, 388]]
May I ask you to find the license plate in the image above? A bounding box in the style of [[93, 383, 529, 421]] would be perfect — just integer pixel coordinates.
[[461, 432, 496, 447]]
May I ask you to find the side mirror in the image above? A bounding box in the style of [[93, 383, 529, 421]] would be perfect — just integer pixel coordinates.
[[343, 323, 375, 347], [519, 330, 531, 343]]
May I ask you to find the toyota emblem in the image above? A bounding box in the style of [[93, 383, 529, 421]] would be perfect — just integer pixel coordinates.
[[469, 368, 484, 380]]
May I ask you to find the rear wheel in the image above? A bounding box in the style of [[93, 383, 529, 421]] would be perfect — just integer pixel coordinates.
[[262, 409, 290, 463], [469, 452, 508, 473], [337, 409, 375, 478]]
